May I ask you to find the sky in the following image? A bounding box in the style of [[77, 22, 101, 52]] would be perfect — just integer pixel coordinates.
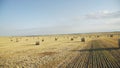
[[0, 0, 120, 36]]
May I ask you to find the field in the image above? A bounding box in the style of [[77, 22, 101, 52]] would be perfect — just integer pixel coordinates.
[[0, 32, 120, 68]]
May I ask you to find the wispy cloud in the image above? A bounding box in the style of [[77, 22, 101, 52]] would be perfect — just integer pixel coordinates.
[[85, 10, 120, 19], [20, 10, 120, 36], [1, 10, 120, 36], [71, 10, 120, 26]]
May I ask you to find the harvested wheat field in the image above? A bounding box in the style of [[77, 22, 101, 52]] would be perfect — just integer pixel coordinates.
[[0, 32, 120, 68]]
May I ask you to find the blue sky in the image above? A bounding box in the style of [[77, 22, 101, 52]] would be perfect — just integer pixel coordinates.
[[0, 0, 120, 36]]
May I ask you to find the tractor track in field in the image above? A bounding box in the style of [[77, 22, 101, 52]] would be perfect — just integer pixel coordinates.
[[58, 40, 120, 68]]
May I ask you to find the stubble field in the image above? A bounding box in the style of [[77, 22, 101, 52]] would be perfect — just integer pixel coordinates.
[[0, 32, 120, 68]]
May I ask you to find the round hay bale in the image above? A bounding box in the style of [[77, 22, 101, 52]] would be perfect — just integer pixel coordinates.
[[55, 38, 58, 41], [81, 38, 85, 42], [71, 38, 74, 41], [42, 39, 44, 42], [26, 39, 28, 41], [97, 35, 99, 38], [118, 39, 120, 47], [16, 39, 19, 42], [89, 36, 91, 38], [10, 39, 13, 41], [35, 41, 40, 45], [110, 34, 113, 37]]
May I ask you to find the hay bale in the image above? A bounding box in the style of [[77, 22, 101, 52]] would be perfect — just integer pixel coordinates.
[[42, 39, 44, 42], [71, 38, 74, 41], [35, 41, 40, 45], [97, 35, 99, 38], [89, 36, 91, 38], [26, 39, 28, 41], [81, 38, 85, 42], [11, 39, 13, 41], [55, 38, 58, 41], [110, 34, 113, 37], [118, 39, 120, 47], [16, 39, 19, 42]]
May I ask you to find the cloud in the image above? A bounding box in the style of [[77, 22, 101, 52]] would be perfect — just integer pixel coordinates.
[[85, 10, 120, 19], [72, 10, 120, 26], [104, 18, 120, 25], [1, 10, 120, 36]]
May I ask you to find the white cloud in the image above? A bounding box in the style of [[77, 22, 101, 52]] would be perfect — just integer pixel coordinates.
[[1, 10, 120, 36], [11, 10, 120, 36], [85, 10, 120, 19], [103, 18, 120, 25], [72, 10, 120, 26]]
